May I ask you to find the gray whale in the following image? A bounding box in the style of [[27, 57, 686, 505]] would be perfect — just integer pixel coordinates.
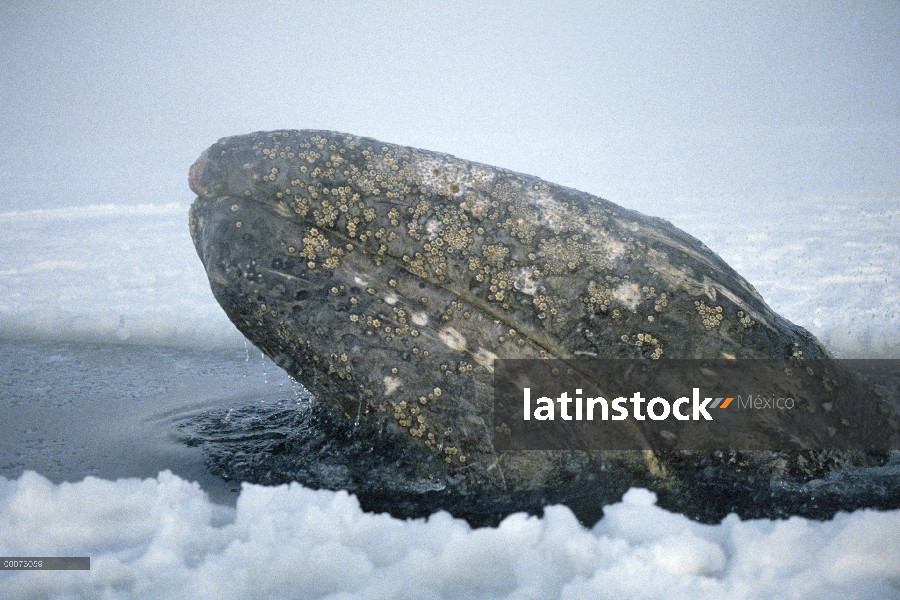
[[188, 130, 900, 525]]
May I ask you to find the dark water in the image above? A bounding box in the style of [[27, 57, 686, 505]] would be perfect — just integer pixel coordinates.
[[0, 339, 298, 505]]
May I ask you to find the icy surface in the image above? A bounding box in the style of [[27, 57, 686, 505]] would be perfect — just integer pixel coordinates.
[[0, 204, 241, 347], [1, 194, 897, 356], [653, 194, 900, 358]]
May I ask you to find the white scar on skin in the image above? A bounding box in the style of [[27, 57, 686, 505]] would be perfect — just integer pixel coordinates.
[[383, 376, 401, 395], [472, 348, 498, 372], [613, 282, 642, 311], [438, 326, 467, 351]]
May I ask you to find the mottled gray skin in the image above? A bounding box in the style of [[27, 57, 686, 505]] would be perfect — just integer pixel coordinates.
[[189, 130, 896, 524]]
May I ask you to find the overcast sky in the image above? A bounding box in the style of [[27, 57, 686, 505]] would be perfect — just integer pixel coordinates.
[[1, 1, 898, 211]]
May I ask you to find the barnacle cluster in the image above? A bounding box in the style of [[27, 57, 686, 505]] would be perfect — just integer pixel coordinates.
[[695, 300, 724, 330]]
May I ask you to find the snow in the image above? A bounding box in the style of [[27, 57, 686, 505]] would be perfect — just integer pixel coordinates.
[[1, 473, 898, 599]]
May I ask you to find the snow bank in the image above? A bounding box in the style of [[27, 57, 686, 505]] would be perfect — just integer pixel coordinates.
[[1, 472, 898, 599]]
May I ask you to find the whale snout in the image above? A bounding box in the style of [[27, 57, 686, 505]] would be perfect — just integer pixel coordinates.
[[189, 151, 210, 197]]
